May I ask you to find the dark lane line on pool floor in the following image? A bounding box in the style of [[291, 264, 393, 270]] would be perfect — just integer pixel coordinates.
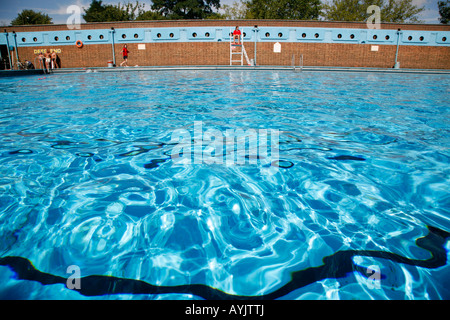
[[0, 226, 448, 300]]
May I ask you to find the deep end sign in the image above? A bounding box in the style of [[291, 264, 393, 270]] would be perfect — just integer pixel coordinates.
[[33, 49, 62, 54]]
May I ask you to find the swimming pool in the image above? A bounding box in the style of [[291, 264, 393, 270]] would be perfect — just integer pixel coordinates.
[[0, 70, 449, 300]]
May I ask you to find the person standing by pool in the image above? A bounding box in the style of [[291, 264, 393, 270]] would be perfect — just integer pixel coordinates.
[[37, 52, 44, 70], [44, 51, 51, 73], [51, 50, 59, 69], [120, 45, 129, 67], [233, 26, 242, 44]]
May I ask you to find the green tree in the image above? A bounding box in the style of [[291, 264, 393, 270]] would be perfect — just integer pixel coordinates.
[[321, 0, 363, 21], [11, 9, 53, 25], [321, 0, 425, 23], [151, 0, 221, 19], [82, 0, 104, 22], [221, 0, 248, 19], [245, 0, 321, 19], [83, 0, 145, 22], [438, 0, 450, 24], [136, 10, 168, 20]]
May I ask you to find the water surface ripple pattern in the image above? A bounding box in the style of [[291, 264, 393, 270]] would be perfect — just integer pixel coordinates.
[[0, 71, 449, 299]]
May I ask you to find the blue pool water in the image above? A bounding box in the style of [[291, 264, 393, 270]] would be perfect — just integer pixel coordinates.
[[0, 70, 449, 300]]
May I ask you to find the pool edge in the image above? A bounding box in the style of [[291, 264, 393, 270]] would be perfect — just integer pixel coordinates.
[[50, 66, 450, 75], [0, 69, 46, 77]]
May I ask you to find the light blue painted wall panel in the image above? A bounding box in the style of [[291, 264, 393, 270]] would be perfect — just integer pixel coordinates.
[[48, 31, 77, 44], [296, 28, 326, 41], [2, 27, 449, 47], [187, 27, 216, 40], [151, 28, 180, 41], [16, 32, 45, 45], [82, 29, 110, 43], [331, 29, 360, 42], [436, 31, 450, 44], [401, 30, 431, 44], [259, 27, 290, 41], [366, 29, 396, 43], [116, 28, 145, 42]]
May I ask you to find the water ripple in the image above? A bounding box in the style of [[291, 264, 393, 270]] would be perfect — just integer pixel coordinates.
[[0, 71, 449, 299]]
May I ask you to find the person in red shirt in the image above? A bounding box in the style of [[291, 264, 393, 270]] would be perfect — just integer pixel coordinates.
[[232, 26, 241, 44], [120, 44, 129, 67]]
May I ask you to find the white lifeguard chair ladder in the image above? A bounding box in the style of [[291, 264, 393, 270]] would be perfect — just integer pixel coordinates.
[[230, 28, 251, 66]]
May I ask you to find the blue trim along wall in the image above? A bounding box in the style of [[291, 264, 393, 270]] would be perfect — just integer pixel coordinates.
[[2, 26, 449, 47]]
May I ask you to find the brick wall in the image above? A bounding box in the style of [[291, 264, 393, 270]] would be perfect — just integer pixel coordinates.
[[6, 20, 450, 70], [17, 41, 450, 70], [253, 43, 450, 69]]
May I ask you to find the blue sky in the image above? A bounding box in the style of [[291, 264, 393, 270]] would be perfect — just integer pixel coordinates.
[[0, 0, 443, 26]]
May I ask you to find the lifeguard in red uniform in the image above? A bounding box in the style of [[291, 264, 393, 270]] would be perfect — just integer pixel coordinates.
[[120, 44, 129, 67], [232, 26, 241, 44]]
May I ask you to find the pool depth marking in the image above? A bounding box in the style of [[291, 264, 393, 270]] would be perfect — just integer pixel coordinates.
[[0, 225, 448, 299]]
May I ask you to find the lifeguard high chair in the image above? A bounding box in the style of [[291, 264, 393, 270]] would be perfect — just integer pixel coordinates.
[[230, 28, 251, 66]]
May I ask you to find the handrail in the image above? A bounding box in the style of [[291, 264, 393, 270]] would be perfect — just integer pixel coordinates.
[[300, 54, 303, 72], [34, 56, 45, 72], [292, 54, 304, 72]]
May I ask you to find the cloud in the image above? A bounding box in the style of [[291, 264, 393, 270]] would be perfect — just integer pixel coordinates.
[[412, 0, 428, 7], [23, 0, 91, 24], [29, 0, 89, 14], [28, 7, 70, 16]]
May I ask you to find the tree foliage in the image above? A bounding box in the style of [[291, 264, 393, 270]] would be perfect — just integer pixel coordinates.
[[151, 0, 221, 19], [221, 1, 249, 19], [135, 10, 167, 20], [83, 0, 160, 22], [438, 0, 450, 24], [14, 0, 429, 24], [321, 0, 425, 23], [11, 9, 53, 25], [245, 0, 321, 19]]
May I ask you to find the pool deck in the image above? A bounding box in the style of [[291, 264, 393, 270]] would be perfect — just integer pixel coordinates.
[[3, 66, 450, 76], [52, 65, 450, 75]]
